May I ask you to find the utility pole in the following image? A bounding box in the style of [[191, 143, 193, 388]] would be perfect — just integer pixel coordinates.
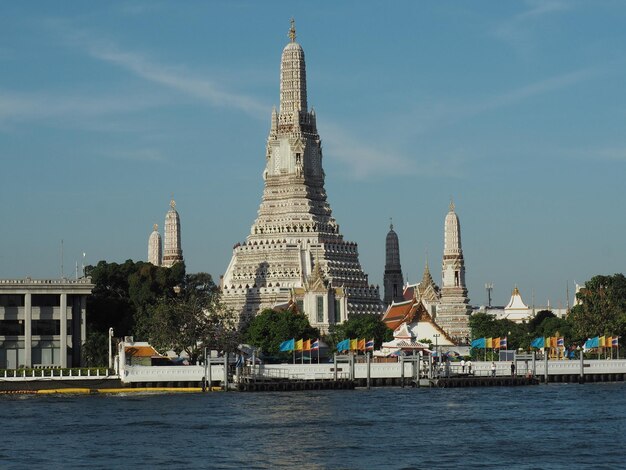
[[485, 283, 494, 308]]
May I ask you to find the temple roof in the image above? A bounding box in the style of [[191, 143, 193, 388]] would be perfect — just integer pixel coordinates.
[[505, 287, 529, 310], [382, 298, 455, 344]]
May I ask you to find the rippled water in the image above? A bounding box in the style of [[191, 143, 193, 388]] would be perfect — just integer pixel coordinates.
[[1, 383, 625, 469]]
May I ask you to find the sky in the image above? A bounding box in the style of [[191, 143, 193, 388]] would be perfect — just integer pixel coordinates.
[[1, 1, 626, 307]]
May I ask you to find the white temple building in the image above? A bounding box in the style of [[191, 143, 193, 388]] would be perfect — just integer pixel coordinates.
[[148, 198, 183, 268], [221, 21, 382, 331], [148, 224, 162, 267], [435, 201, 471, 343], [473, 286, 568, 323]]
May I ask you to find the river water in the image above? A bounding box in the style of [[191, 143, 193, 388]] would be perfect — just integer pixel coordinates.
[[1, 383, 625, 469]]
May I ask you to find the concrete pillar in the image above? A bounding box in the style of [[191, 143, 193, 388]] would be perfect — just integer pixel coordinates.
[[544, 352, 548, 383], [579, 349, 585, 382], [60, 293, 67, 368], [24, 293, 32, 368], [80, 296, 87, 347], [366, 352, 371, 390]]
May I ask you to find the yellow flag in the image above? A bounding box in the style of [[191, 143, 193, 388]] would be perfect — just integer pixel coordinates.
[[295, 339, 303, 351], [486, 337, 493, 348], [599, 336, 606, 348], [350, 339, 358, 351]]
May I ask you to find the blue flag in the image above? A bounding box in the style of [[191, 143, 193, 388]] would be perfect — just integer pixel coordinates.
[[531, 337, 545, 348], [279, 338, 295, 352], [471, 338, 485, 349], [336, 339, 350, 352], [584, 336, 599, 349]]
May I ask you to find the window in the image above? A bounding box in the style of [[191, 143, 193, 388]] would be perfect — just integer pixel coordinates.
[[32, 295, 59, 307], [316, 296, 324, 323], [0, 320, 24, 336], [334, 300, 341, 323], [0, 295, 24, 307], [32, 320, 60, 336]]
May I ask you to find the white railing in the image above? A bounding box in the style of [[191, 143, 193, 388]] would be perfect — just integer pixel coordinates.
[[0, 368, 111, 381]]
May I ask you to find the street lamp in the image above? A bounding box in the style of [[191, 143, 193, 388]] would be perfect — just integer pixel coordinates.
[[433, 334, 440, 376]]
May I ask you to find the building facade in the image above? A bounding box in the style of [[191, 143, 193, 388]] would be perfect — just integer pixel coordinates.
[[0, 278, 94, 369], [221, 21, 382, 330]]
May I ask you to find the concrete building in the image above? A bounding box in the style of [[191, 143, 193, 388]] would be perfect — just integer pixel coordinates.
[[221, 20, 382, 330], [0, 277, 94, 369]]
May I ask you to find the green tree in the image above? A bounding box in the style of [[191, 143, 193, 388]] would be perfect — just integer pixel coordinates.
[[327, 315, 393, 351], [469, 312, 528, 350], [81, 331, 109, 367], [528, 310, 555, 334], [85, 260, 185, 338], [137, 273, 239, 362], [243, 309, 319, 356], [569, 274, 626, 340]]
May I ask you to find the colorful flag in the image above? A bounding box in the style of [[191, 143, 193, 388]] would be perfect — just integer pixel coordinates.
[[493, 337, 501, 349], [336, 339, 350, 352], [486, 337, 493, 348], [365, 339, 375, 351], [350, 339, 358, 351], [295, 339, 303, 351], [551, 337, 558, 348], [557, 337, 564, 347], [584, 336, 599, 349], [357, 339, 366, 351], [471, 338, 486, 349], [279, 338, 295, 352], [500, 337, 508, 348], [606, 336, 612, 348], [531, 337, 545, 349], [599, 336, 606, 348], [303, 339, 311, 351], [612, 337, 619, 347], [311, 339, 320, 350]]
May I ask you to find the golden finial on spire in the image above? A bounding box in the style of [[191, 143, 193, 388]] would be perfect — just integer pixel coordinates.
[[449, 198, 455, 212], [153, 223, 158, 232], [170, 196, 176, 209], [289, 18, 296, 42]]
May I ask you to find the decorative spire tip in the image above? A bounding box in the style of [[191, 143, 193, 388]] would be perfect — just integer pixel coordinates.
[[449, 198, 455, 212], [289, 18, 296, 42]]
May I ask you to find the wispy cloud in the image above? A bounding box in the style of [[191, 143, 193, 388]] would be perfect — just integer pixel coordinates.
[[57, 26, 269, 119], [405, 65, 605, 136], [492, 0, 571, 57], [0, 89, 164, 128], [321, 123, 468, 180]]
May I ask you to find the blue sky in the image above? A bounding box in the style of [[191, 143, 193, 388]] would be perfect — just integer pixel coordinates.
[[2, 1, 625, 307]]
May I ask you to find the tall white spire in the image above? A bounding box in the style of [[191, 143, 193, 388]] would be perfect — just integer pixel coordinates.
[[163, 197, 183, 267], [279, 18, 307, 116], [437, 200, 470, 344], [148, 223, 162, 266]]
